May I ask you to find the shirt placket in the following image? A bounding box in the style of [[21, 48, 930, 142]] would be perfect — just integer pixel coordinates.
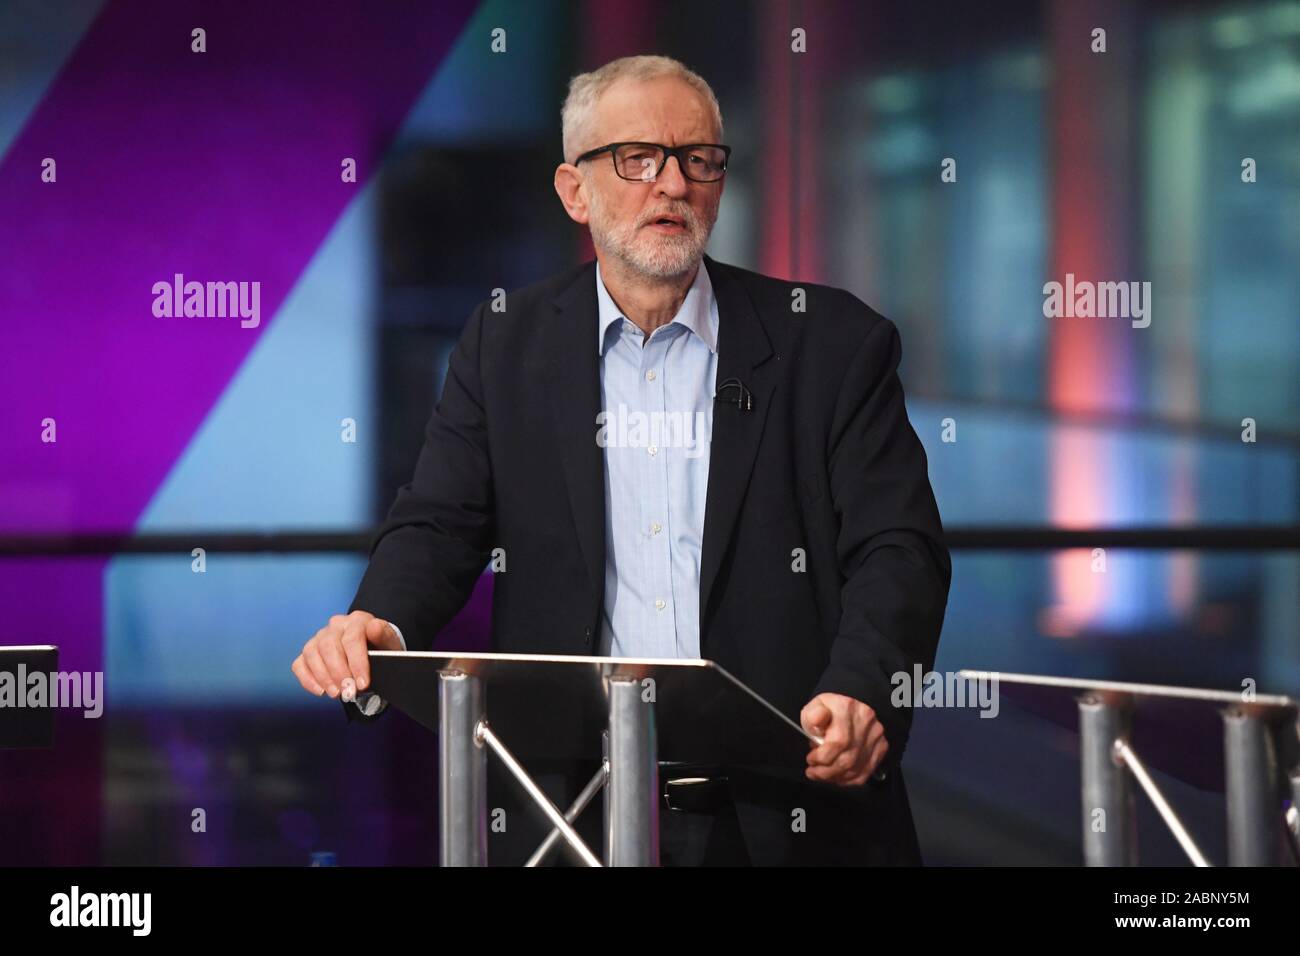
[[640, 328, 675, 658]]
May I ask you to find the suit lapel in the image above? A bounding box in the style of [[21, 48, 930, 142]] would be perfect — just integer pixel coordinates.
[[699, 255, 776, 639], [546, 260, 606, 603]]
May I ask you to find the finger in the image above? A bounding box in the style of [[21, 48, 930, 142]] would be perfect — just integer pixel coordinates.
[[317, 620, 354, 691], [339, 615, 372, 690], [839, 718, 883, 777], [806, 724, 839, 763], [806, 737, 850, 767], [806, 745, 835, 766], [291, 655, 325, 696], [823, 718, 853, 750], [807, 745, 865, 784], [828, 743, 863, 776], [835, 720, 881, 779], [809, 731, 874, 777], [303, 643, 337, 698], [806, 713, 852, 765]]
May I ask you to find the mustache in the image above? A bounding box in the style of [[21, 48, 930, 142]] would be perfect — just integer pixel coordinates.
[[641, 209, 695, 228]]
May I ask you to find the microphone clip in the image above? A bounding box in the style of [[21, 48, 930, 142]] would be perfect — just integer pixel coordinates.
[[714, 377, 753, 412]]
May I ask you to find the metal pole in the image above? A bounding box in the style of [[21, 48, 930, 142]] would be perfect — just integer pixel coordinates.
[[604, 675, 658, 866], [439, 669, 487, 866], [1285, 768, 1300, 866], [1223, 707, 1277, 866], [1079, 694, 1135, 866]]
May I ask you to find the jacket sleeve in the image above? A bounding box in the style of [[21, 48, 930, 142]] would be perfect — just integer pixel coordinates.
[[811, 312, 951, 761], [348, 299, 496, 651]]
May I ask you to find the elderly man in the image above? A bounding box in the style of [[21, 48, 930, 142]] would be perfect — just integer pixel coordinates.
[[292, 54, 950, 866]]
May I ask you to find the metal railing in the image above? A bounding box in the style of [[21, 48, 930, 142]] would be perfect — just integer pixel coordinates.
[[960, 671, 1300, 866]]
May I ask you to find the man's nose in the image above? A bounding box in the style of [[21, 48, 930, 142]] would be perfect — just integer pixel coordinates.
[[653, 153, 690, 195]]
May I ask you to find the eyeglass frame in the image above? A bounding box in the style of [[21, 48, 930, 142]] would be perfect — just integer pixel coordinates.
[[573, 142, 732, 182]]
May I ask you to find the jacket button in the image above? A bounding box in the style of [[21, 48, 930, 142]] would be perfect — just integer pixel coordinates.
[[584, 626, 593, 644]]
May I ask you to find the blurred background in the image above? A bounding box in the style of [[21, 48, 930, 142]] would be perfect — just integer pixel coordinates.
[[0, 0, 1296, 865]]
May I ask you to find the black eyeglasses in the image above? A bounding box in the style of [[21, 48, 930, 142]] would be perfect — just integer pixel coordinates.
[[574, 142, 731, 183]]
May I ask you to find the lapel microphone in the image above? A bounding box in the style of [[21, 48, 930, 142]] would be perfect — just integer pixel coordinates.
[[715, 377, 753, 412]]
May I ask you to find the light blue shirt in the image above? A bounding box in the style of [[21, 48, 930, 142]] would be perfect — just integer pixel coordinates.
[[595, 259, 719, 659]]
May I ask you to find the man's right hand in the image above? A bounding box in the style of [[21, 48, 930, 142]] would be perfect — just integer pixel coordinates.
[[292, 611, 403, 703]]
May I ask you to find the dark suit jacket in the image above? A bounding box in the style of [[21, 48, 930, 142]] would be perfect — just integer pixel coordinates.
[[348, 253, 951, 865]]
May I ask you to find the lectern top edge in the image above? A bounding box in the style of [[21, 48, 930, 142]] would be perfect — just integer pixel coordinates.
[[369, 650, 714, 668]]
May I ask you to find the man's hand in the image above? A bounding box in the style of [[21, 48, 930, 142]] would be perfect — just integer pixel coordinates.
[[800, 692, 889, 786], [292, 611, 403, 703]]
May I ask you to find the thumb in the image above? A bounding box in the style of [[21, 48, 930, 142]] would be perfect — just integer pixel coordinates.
[[801, 697, 831, 734]]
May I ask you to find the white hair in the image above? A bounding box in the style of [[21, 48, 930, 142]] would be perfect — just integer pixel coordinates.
[[560, 55, 723, 166]]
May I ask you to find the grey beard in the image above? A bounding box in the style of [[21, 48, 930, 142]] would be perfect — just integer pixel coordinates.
[[608, 234, 702, 279], [588, 193, 714, 280]]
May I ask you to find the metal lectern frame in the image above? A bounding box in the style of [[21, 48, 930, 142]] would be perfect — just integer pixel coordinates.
[[368, 651, 819, 868], [439, 668, 655, 867]]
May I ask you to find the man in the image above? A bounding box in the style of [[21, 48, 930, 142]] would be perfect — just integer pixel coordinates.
[[291, 55, 950, 866]]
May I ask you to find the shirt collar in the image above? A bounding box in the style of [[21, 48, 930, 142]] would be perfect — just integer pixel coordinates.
[[596, 258, 718, 356]]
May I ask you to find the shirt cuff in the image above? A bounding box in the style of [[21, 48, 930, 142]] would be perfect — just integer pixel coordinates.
[[387, 621, 408, 651]]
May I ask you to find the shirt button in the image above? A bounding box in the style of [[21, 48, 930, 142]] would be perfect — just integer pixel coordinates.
[[646, 369, 656, 382], [648, 445, 658, 457], [650, 521, 662, 535], [655, 599, 666, 611]]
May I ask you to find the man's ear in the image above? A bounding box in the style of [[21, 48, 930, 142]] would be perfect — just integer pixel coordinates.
[[554, 163, 591, 225]]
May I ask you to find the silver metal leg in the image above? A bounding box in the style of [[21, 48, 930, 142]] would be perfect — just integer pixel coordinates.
[[439, 669, 487, 867], [1223, 707, 1278, 866], [1285, 768, 1300, 865], [604, 675, 658, 866], [1079, 694, 1135, 866]]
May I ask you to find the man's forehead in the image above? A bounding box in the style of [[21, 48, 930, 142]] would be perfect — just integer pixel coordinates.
[[593, 77, 716, 143]]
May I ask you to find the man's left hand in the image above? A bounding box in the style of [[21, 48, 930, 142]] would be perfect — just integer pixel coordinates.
[[800, 692, 889, 786]]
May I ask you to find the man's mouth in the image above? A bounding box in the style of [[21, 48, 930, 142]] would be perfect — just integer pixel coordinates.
[[648, 214, 687, 232]]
